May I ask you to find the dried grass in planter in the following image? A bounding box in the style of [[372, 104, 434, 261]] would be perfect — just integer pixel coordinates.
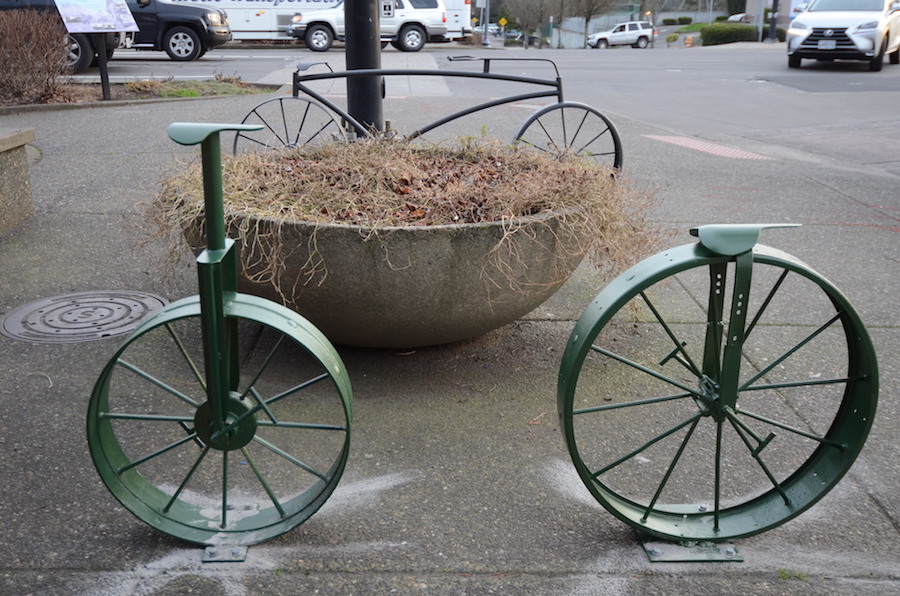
[[151, 139, 657, 296]]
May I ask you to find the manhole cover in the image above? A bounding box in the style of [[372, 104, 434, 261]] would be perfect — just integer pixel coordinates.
[[1, 291, 168, 344]]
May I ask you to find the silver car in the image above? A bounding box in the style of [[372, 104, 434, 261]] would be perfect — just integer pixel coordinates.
[[587, 21, 657, 48], [787, 0, 900, 71]]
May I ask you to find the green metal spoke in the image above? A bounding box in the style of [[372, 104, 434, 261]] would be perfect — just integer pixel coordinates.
[[641, 417, 701, 522], [264, 372, 330, 407], [591, 413, 702, 479], [117, 433, 198, 474], [117, 359, 201, 408], [163, 445, 211, 513], [739, 311, 843, 391], [237, 333, 287, 403], [735, 407, 847, 449], [742, 375, 859, 392], [249, 386, 279, 424], [164, 322, 207, 391], [252, 435, 328, 481], [573, 392, 692, 415], [743, 269, 789, 341], [99, 412, 194, 423], [591, 345, 700, 396], [640, 291, 702, 378], [210, 372, 330, 444], [241, 447, 286, 518], [726, 411, 791, 506], [257, 420, 347, 431]]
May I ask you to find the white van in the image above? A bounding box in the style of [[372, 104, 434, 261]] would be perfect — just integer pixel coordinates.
[[442, 0, 472, 40]]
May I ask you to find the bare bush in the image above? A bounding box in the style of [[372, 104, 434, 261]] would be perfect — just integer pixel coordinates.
[[0, 9, 70, 104]]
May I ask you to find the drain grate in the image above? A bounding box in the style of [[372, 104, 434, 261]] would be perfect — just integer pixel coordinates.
[[1, 291, 167, 344]]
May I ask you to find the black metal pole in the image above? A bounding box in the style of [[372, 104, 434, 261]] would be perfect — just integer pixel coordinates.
[[95, 34, 111, 101], [767, 0, 780, 42], [344, 0, 383, 133]]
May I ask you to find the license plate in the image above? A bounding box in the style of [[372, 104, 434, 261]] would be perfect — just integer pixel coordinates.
[[818, 39, 837, 50]]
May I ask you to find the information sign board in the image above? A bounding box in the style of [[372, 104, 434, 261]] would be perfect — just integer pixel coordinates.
[[54, 0, 139, 33]]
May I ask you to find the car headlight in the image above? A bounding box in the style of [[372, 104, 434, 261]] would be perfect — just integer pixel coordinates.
[[206, 12, 224, 27], [789, 19, 808, 30], [292, 13, 304, 24], [856, 20, 878, 30]]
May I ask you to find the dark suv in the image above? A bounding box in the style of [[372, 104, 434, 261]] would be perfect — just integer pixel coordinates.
[[0, 0, 231, 72], [124, 0, 231, 62]]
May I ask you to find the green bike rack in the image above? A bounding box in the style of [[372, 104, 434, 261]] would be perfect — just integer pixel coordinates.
[[87, 123, 352, 546], [558, 224, 878, 545]]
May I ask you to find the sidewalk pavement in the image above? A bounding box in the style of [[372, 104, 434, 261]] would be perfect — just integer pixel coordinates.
[[0, 50, 897, 595]]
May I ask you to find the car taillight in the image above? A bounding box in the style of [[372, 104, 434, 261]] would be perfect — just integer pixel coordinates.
[[443, 11, 446, 22]]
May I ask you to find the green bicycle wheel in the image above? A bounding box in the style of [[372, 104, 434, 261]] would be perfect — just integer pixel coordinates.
[[558, 241, 877, 541], [88, 294, 352, 545]]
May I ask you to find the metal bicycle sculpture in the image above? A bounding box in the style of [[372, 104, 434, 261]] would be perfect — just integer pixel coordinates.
[[87, 123, 353, 546], [558, 224, 878, 542], [232, 56, 624, 170]]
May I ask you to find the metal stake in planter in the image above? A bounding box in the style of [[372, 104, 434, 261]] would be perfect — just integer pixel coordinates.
[[558, 224, 878, 560], [87, 123, 353, 546]]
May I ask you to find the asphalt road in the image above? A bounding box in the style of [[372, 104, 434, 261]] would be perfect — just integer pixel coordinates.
[[81, 40, 900, 176]]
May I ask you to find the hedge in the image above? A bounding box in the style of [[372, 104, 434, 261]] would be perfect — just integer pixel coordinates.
[[700, 22, 786, 45]]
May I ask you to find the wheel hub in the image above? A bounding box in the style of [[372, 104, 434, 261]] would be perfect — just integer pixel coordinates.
[[694, 375, 727, 421], [194, 392, 258, 451]]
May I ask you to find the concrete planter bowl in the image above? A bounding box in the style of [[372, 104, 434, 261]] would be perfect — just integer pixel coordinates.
[[188, 210, 589, 349]]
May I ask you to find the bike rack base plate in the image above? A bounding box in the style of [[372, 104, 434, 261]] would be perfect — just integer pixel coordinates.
[[202, 545, 248, 563], [642, 539, 742, 563]]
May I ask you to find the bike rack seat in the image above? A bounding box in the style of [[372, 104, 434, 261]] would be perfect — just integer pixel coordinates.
[[691, 223, 801, 256], [168, 122, 263, 146]]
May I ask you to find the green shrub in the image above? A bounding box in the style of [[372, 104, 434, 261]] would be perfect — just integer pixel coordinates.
[[715, 15, 729, 21], [678, 16, 693, 24], [0, 9, 69, 104], [665, 33, 679, 45], [662, 18, 677, 25], [700, 22, 787, 44], [700, 22, 757, 45]]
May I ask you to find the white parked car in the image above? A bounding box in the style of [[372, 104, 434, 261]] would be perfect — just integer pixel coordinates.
[[587, 21, 657, 48], [787, 0, 900, 71], [287, 0, 449, 52]]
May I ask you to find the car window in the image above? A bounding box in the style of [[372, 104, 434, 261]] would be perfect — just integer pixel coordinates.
[[613, 25, 624, 32], [408, 0, 438, 7], [640, 22, 651, 29], [807, 0, 883, 10], [628, 23, 638, 30]]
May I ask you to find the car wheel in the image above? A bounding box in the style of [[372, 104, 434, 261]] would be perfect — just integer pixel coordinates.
[[635, 37, 649, 48], [788, 54, 801, 68], [305, 24, 334, 52], [868, 38, 886, 71], [397, 24, 426, 52], [597, 39, 609, 49], [889, 45, 899, 65], [164, 26, 202, 61], [66, 33, 94, 74]]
